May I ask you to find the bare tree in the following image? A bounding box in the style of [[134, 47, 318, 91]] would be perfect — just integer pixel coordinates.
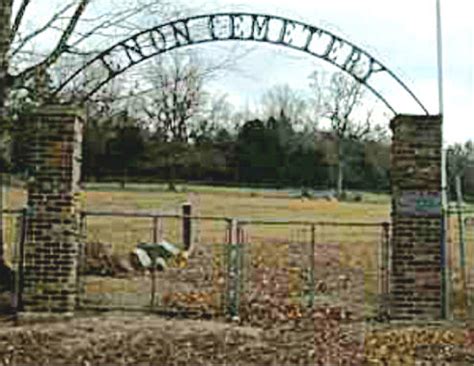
[[0, 0, 174, 274], [260, 83, 311, 126], [1, 0, 180, 108], [189, 93, 236, 145], [309, 71, 374, 198], [137, 53, 206, 191], [139, 54, 205, 143]]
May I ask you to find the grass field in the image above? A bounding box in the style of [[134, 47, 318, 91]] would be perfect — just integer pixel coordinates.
[[1, 184, 391, 315], [2, 182, 391, 258], [3, 183, 474, 318]]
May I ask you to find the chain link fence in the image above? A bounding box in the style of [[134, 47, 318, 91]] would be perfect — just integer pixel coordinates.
[[232, 220, 390, 323], [77, 210, 390, 322], [448, 209, 474, 319], [78, 206, 231, 318], [0, 208, 27, 314]]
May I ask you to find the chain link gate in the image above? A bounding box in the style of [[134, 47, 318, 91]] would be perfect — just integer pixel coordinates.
[[75, 209, 391, 322], [222, 220, 390, 324], [223, 219, 245, 319], [77, 210, 231, 317], [447, 209, 474, 319], [0, 208, 28, 316]]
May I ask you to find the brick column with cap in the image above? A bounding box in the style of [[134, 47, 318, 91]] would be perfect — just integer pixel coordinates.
[[390, 114, 443, 321], [21, 105, 84, 317]]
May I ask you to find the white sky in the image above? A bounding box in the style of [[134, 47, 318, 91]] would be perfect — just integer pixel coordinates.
[[19, 0, 474, 144], [183, 0, 474, 144]]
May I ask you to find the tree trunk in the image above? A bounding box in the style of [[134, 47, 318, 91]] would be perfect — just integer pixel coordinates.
[[336, 138, 344, 199], [168, 161, 177, 192], [0, 0, 12, 113], [120, 167, 127, 189], [0, 173, 4, 262], [337, 160, 343, 198], [165, 152, 176, 192], [0, 0, 13, 263]]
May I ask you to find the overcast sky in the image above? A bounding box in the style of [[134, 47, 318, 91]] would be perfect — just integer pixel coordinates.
[[182, 0, 473, 144], [23, 0, 473, 144]]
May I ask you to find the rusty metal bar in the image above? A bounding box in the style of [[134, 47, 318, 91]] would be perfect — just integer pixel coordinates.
[[80, 210, 231, 222], [182, 202, 192, 251], [238, 219, 389, 227], [80, 210, 389, 228], [152, 217, 159, 243], [309, 223, 316, 308], [0, 209, 24, 215]]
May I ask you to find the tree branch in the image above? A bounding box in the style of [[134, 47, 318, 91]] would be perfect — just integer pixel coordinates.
[[12, 0, 91, 88], [10, 0, 31, 44], [11, 3, 74, 57]]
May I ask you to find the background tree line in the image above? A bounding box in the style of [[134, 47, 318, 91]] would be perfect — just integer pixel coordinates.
[[75, 108, 392, 192], [0, 0, 472, 200], [4, 52, 473, 199]]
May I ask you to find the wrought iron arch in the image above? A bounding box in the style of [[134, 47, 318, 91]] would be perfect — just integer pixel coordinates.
[[52, 12, 429, 115]]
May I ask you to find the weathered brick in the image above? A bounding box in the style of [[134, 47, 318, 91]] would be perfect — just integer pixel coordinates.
[[389, 115, 442, 321], [20, 106, 84, 315]]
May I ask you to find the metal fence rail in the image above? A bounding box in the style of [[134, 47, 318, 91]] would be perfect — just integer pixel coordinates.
[[0, 208, 27, 312], [77, 209, 391, 322], [448, 209, 474, 319], [78, 208, 231, 318], [2, 205, 392, 321]]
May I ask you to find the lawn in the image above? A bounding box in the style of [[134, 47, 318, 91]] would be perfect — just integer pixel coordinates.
[[2, 182, 391, 257]]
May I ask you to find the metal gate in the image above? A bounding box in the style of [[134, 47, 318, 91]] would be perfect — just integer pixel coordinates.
[[448, 209, 474, 319], [224, 219, 391, 323], [0, 208, 27, 315], [76, 212, 391, 322], [77, 210, 232, 318]]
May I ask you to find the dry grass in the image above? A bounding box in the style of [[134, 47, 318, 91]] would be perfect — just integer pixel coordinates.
[[2, 184, 391, 315]]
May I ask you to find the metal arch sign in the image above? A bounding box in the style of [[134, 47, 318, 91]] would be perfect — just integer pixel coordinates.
[[52, 12, 429, 115]]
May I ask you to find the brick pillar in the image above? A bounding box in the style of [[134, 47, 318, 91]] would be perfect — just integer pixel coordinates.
[[21, 105, 84, 317], [390, 115, 443, 321]]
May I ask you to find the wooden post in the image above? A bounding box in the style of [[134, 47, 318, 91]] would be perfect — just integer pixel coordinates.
[[150, 267, 156, 308], [182, 202, 192, 251], [152, 217, 159, 243]]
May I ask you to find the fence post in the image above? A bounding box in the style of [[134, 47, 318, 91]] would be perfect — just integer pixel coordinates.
[[309, 224, 316, 308], [456, 175, 467, 317], [226, 219, 241, 319], [150, 267, 156, 308], [182, 202, 192, 251], [16, 207, 28, 312], [152, 217, 159, 243], [380, 222, 390, 319], [77, 212, 87, 309]]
